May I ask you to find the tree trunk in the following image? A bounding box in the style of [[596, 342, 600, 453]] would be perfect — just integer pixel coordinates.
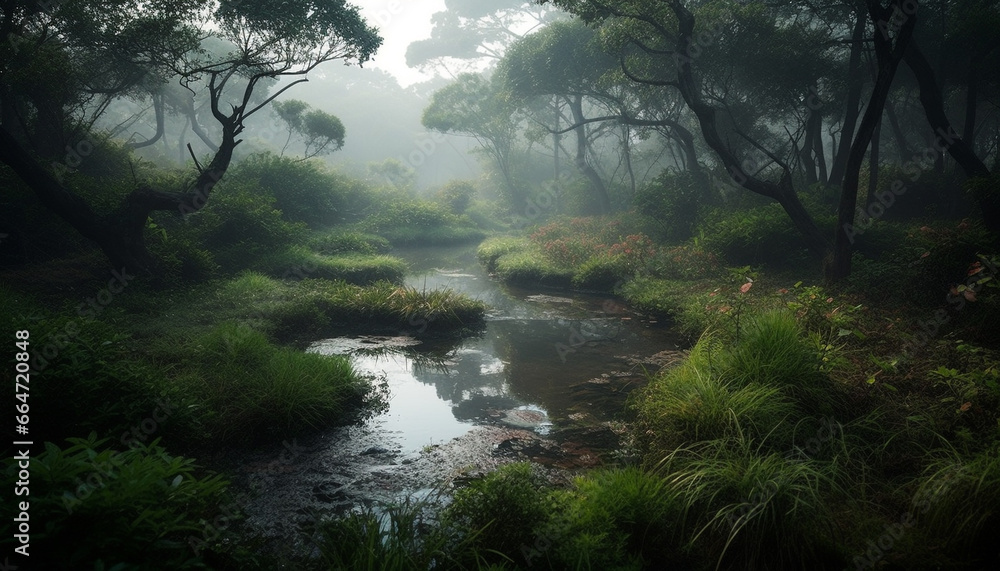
[[568, 94, 612, 213], [813, 113, 828, 185], [0, 121, 239, 275], [904, 41, 998, 232], [867, 115, 881, 206], [801, 112, 818, 185], [828, 7, 868, 187], [885, 99, 912, 162], [668, 1, 830, 259], [828, 0, 916, 283]]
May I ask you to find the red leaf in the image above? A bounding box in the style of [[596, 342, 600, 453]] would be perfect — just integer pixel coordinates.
[[739, 282, 753, 293]]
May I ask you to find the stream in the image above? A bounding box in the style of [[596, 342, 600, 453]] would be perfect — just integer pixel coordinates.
[[227, 244, 686, 544]]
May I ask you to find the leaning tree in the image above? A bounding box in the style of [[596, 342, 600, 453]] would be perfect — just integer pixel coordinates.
[[0, 0, 380, 274]]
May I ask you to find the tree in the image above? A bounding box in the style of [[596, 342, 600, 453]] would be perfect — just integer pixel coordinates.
[[405, 0, 559, 74], [498, 19, 617, 213], [547, 0, 996, 280], [0, 0, 380, 274], [272, 99, 346, 159], [422, 72, 525, 204]]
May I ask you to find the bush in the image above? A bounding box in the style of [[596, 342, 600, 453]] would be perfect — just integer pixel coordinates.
[[635, 169, 718, 241], [435, 179, 476, 214], [0, 435, 228, 570], [308, 229, 390, 256], [225, 153, 351, 227], [444, 463, 550, 564], [700, 204, 823, 267], [15, 313, 191, 446], [361, 199, 484, 245], [186, 179, 307, 272], [647, 244, 722, 280]]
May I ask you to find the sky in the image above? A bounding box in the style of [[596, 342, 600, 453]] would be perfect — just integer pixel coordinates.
[[357, 1, 448, 87]]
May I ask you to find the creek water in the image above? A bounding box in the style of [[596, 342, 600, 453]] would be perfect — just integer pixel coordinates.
[[230, 244, 686, 542]]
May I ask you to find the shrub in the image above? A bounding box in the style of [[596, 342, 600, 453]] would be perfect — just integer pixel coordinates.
[[308, 229, 390, 256], [18, 314, 191, 447], [647, 244, 722, 280], [435, 179, 476, 214], [700, 204, 824, 267], [225, 153, 350, 227], [444, 463, 550, 564], [361, 199, 484, 245], [187, 179, 307, 272], [1, 434, 228, 570], [635, 169, 718, 241]]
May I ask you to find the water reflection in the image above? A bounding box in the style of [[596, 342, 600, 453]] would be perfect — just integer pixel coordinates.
[[308, 245, 684, 456]]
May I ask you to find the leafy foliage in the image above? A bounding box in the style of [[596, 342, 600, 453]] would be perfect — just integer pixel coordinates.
[[2, 434, 228, 570]]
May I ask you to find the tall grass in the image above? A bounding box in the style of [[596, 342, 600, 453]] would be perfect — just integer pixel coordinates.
[[443, 462, 550, 567], [493, 250, 573, 288], [633, 333, 799, 456], [910, 448, 1000, 566], [658, 436, 849, 570], [308, 229, 391, 255], [179, 322, 367, 443], [547, 467, 692, 569], [727, 310, 841, 415]]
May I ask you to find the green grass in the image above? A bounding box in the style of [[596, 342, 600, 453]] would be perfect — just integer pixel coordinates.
[[905, 447, 1000, 566], [476, 236, 530, 273], [547, 467, 691, 569], [632, 333, 799, 456], [252, 245, 406, 284], [444, 462, 551, 567], [308, 229, 391, 255], [571, 253, 630, 291], [493, 249, 573, 288], [1, 434, 229, 570], [727, 310, 841, 416], [657, 436, 849, 570], [176, 322, 369, 444]]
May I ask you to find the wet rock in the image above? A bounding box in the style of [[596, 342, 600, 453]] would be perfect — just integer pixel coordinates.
[[524, 294, 575, 304], [312, 482, 349, 503], [361, 446, 390, 455]]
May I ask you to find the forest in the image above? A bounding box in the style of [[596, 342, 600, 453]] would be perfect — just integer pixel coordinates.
[[1, 0, 998, 569]]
